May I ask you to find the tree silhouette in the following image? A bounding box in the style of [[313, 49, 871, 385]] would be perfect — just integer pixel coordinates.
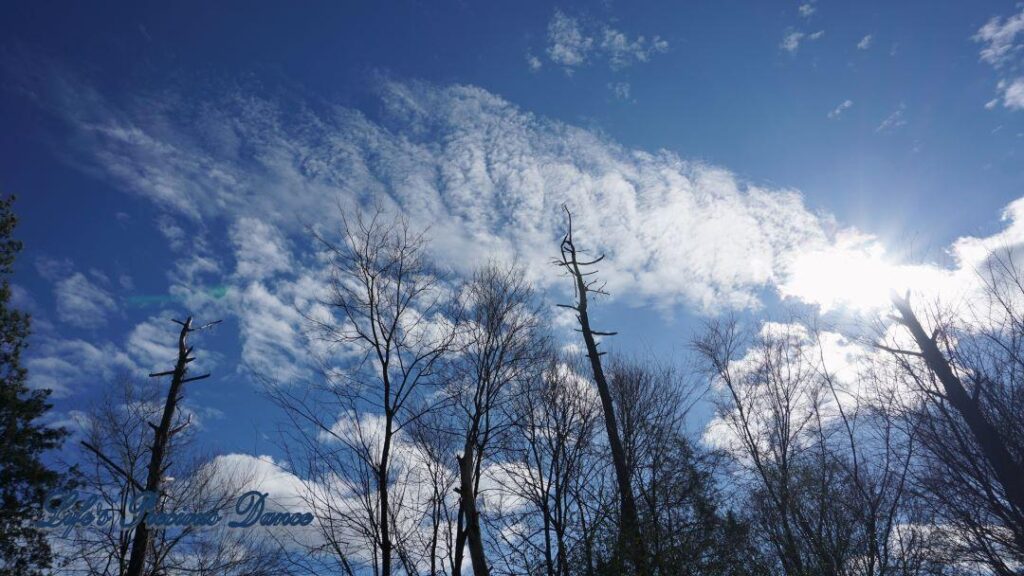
[[0, 195, 68, 576]]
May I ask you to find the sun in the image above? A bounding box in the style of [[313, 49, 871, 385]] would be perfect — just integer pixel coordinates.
[[779, 232, 944, 313]]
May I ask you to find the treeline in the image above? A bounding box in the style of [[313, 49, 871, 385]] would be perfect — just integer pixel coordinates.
[[3, 201, 1023, 576]]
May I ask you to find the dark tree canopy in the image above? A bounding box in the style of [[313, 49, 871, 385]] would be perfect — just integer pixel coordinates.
[[0, 195, 67, 576]]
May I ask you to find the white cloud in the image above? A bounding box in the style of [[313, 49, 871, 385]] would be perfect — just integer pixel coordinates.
[[778, 196, 1024, 324], [526, 53, 543, 72], [544, 10, 667, 72], [26, 336, 139, 396], [995, 77, 1024, 110], [126, 316, 182, 371], [40, 76, 838, 313], [876, 104, 907, 132], [230, 217, 292, 280], [782, 30, 824, 54], [203, 453, 311, 508], [975, 8, 1024, 110], [233, 279, 319, 384], [26, 312, 220, 396], [10, 284, 36, 311], [608, 81, 631, 100], [600, 28, 669, 70], [778, 229, 954, 313], [35, 256, 73, 280], [798, 3, 816, 18], [44, 409, 92, 443], [827, 99, 853, 119], [781, 31, 804, 53], [31, 70, 1024, 362], [857, 34, 873, 50], [157, 214, 188, 250], [975, 8, 1024, 68], [54, 272, 117, 328], [547, 10, 593, 68]]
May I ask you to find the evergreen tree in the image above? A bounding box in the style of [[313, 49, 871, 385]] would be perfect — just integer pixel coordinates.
[[0, 195, 66, 576]]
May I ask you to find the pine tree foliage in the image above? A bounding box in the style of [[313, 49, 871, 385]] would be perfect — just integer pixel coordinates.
[[0, 195, 66, 576]]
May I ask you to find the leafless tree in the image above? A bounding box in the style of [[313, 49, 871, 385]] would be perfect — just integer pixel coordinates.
[[607, 356, 764, 576], [555, 206, 646, 575], [878, 249, 1024, 574], [273, 206, 457, 576], [406, 410, 459, 576], [57, 374, 293, 576], [694, 317, 926, 576], [490, 355, 602, 576], [448, 263, 548, 576]]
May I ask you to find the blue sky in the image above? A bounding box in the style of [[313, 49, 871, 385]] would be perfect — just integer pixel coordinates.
[[3, 0, 1024, 456]]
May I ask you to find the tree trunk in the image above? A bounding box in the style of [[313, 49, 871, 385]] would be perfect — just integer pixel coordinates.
[[557, 208, 647, 575], [125, 317, 209, 576], [380, 410, 394, 576], [893, 296, 1024, 514], [458, 451, 490, 576]]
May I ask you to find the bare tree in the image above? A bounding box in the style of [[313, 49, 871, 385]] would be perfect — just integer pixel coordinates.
[[606, 356, 764, 576], [877, 250, 1024, 573], [122, 317, 219, 576], [65, 317, 222, 576], [694, 317, 925, 576], [555, 207, 646, 575], [448, 263, 548, 576], [59, 374, 292, 576], [693, 319, 817, 576], [491, 355, 602, 576], [406, 411, 459, 576], [274, 206, 457, 575]]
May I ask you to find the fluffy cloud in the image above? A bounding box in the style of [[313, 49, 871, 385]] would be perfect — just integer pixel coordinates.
[[203, 453, 311, 509], [608, 81, 631, 100], [975, 8, 1024, 68], [26, 336, 139, 396], [544, 10, 667, 72], [526, 52, 543, 72], [36, 256, 119, 328], [38, 75, 837, 314], [600, 27, 669, 70], [27, 68, 1024, 365], [230, 217, 292, 281], [547, 10, 593, 68], [992, 78, 1024, 110], [975, 8, 1024, 110], [27, 313, 219, 397], [781, 30, 824, 54]]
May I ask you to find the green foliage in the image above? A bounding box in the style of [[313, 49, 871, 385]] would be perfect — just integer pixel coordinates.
[[0, 195, 67, 576]]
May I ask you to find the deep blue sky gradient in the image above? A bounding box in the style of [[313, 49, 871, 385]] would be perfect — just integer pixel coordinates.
[[3, 0, 1023, 454]]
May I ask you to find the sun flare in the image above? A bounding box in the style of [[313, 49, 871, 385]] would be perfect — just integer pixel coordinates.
[[779, 232, 947, 313]]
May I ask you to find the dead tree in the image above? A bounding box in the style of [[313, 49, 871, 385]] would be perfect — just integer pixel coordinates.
[[82, 316, 218, 576], [554, 206, 646, 575], [69, 373, 291, 576]]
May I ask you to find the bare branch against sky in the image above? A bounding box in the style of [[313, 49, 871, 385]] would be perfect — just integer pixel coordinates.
[[5, 2, 1024, 575]]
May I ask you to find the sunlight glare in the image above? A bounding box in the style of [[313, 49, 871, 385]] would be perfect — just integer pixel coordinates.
[[780, 232, 929, 313]]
